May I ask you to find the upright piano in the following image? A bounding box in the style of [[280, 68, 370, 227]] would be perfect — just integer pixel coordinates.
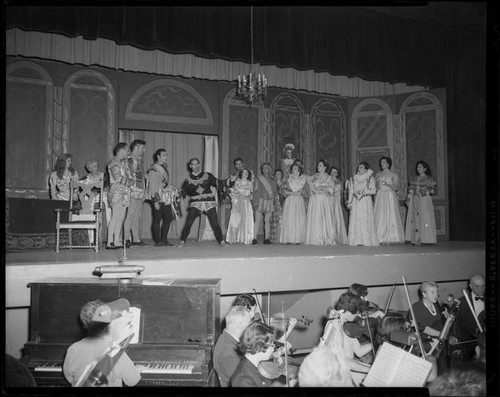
[[21, 277, 221, 387]]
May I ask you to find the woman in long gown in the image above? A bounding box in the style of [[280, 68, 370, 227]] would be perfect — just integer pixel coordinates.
[[49, 153, 79, 200], [405, 161, 437, 245], [347, 161, 379, 246], [270, 169, 284, 243], [329, 166, 348, 245], [305, 159, 337, 245], [374, 157, 405, 244], [280, 163, 307, 244], [226, 168, 254, 245]]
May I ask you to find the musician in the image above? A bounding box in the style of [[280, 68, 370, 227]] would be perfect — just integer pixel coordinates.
[[427, 368, 486, 396], [213, 306, 252, 387], [230, 321, 276, 387], [178, 158, 226, 247], [451, 274, 485, 362], [374, 313, 408, 351], [231, 294, 258, 320], [298, 344, 354, 387], [63, 299, 141, 387], [348, 283, 385, 318], [325, 293, 374, 383]]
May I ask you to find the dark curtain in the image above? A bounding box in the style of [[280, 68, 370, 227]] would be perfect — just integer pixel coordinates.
[[5, 5, 487, 240], [5, 6, 455, 87]]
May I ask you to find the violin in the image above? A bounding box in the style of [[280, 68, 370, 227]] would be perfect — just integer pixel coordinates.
[[342, 315, 378, 341], [258, 359, 299, 382]]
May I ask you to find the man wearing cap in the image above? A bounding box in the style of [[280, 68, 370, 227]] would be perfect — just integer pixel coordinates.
[[63, 299, 141, 387]]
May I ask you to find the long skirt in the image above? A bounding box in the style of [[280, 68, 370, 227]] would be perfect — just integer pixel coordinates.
[[280, 195, 306, 244]]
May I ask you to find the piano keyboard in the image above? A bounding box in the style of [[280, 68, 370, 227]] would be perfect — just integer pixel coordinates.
[[34, 363, 62, 372], [137, 361, 195, 375]]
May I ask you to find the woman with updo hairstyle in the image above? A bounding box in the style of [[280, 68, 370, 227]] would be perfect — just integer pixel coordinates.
[[49, 153, 79, 200], [226, 167, 254, 245], [305, 159, 338, 245], [346, 161, 379, 246], [374, 156, 405, 244], [280, 162, 307, 244], [405, 160, 437, 245], [230, 321, 276, 387], [329, 166, 348, 244]]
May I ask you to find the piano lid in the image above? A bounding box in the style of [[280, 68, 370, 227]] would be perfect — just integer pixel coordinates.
[[28, 278, 220, 346]]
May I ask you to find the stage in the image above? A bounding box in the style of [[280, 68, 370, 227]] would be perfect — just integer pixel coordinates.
[[6, 240, 485, 307]]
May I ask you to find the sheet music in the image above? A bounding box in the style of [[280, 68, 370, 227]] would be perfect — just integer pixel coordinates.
[[129, 307, 141, 344], [363, 342, 432, 387]]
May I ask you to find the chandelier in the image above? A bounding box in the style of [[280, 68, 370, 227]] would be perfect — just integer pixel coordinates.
[[236, 6, 267, 104]]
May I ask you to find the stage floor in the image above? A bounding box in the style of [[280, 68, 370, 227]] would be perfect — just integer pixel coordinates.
[[5, 240, 485, 266], [6, 241, 485, 308]]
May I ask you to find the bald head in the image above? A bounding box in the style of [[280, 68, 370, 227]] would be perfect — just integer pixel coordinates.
[[469, 274, 485, 298]]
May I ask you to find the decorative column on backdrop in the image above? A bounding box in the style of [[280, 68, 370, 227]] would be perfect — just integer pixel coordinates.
[[199, 135, 219, 241]]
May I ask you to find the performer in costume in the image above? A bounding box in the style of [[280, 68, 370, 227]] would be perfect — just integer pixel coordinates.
[[270, 169, 284, 243], [178, 158, 226, 247], [280, 143, 296, 180], [226, 168, 254, 245], [252, 162, 278, 245], [405, 160, 437, 245], [49, 153, 79, 200], [124, 139, 148, 246], [374, 157, 405, 244], [346, 161, 379, 246], [280, 163, 307, 244], [329, 166, 348, 245], [305, 159, 337, 245], [147, 149, 177, 247], [81, 160, 107, 244], [106, 143, 133, 249], [225, 157, 245, 198]]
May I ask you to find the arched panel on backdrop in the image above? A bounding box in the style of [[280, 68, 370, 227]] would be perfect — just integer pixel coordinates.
[[399, 92, 447, 237], [125, 79, 214, 126], [350, 98, 394, 177], [311, 98, 346, 180], [222, 88, 261, 180], [271, 93, 306, 174], [6, 61, 53, 192], [62, 70, 115, 177]]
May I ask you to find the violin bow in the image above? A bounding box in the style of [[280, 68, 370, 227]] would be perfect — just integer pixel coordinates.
[[362, 312, 376, 358], [384, 283, 397, 316], [252, 289, 268, 326], [462, 289, 483, 333], [402, 276, 427, 360], [281, 300, 290, 387]]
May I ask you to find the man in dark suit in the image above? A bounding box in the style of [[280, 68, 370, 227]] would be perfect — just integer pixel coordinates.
[[451, 274, 485, 362], [213, 305, 252, 387]]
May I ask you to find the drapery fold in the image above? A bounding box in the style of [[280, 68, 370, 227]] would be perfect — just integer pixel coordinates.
[[5, 28, 424, 98]]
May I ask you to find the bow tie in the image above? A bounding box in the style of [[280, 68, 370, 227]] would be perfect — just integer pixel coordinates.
[[474, 296, 484, 302]]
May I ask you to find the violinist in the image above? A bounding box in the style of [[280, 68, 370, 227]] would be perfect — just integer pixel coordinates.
[[231, 321, 297, 387], [407, 282, 458, 372], [348, 283, 385, 319], [231, 294, 258, 320], [451, 274, 485, 362], [213, 306, 252, 387], [324, 292, 373, 384]]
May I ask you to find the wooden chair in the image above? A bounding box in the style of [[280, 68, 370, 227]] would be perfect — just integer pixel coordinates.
[[55, 179, 103, 252]]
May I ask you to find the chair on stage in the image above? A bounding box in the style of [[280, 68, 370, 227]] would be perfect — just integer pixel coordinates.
[[55, 179, 103, 253]]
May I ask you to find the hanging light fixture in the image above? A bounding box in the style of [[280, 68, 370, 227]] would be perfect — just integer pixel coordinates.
[[236, 6, 267, 104]]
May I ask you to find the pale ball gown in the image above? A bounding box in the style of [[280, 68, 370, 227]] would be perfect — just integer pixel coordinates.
[[226, 178, 254, 244], [374, 170, 405, 243], [280, 174, 307, 244]]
